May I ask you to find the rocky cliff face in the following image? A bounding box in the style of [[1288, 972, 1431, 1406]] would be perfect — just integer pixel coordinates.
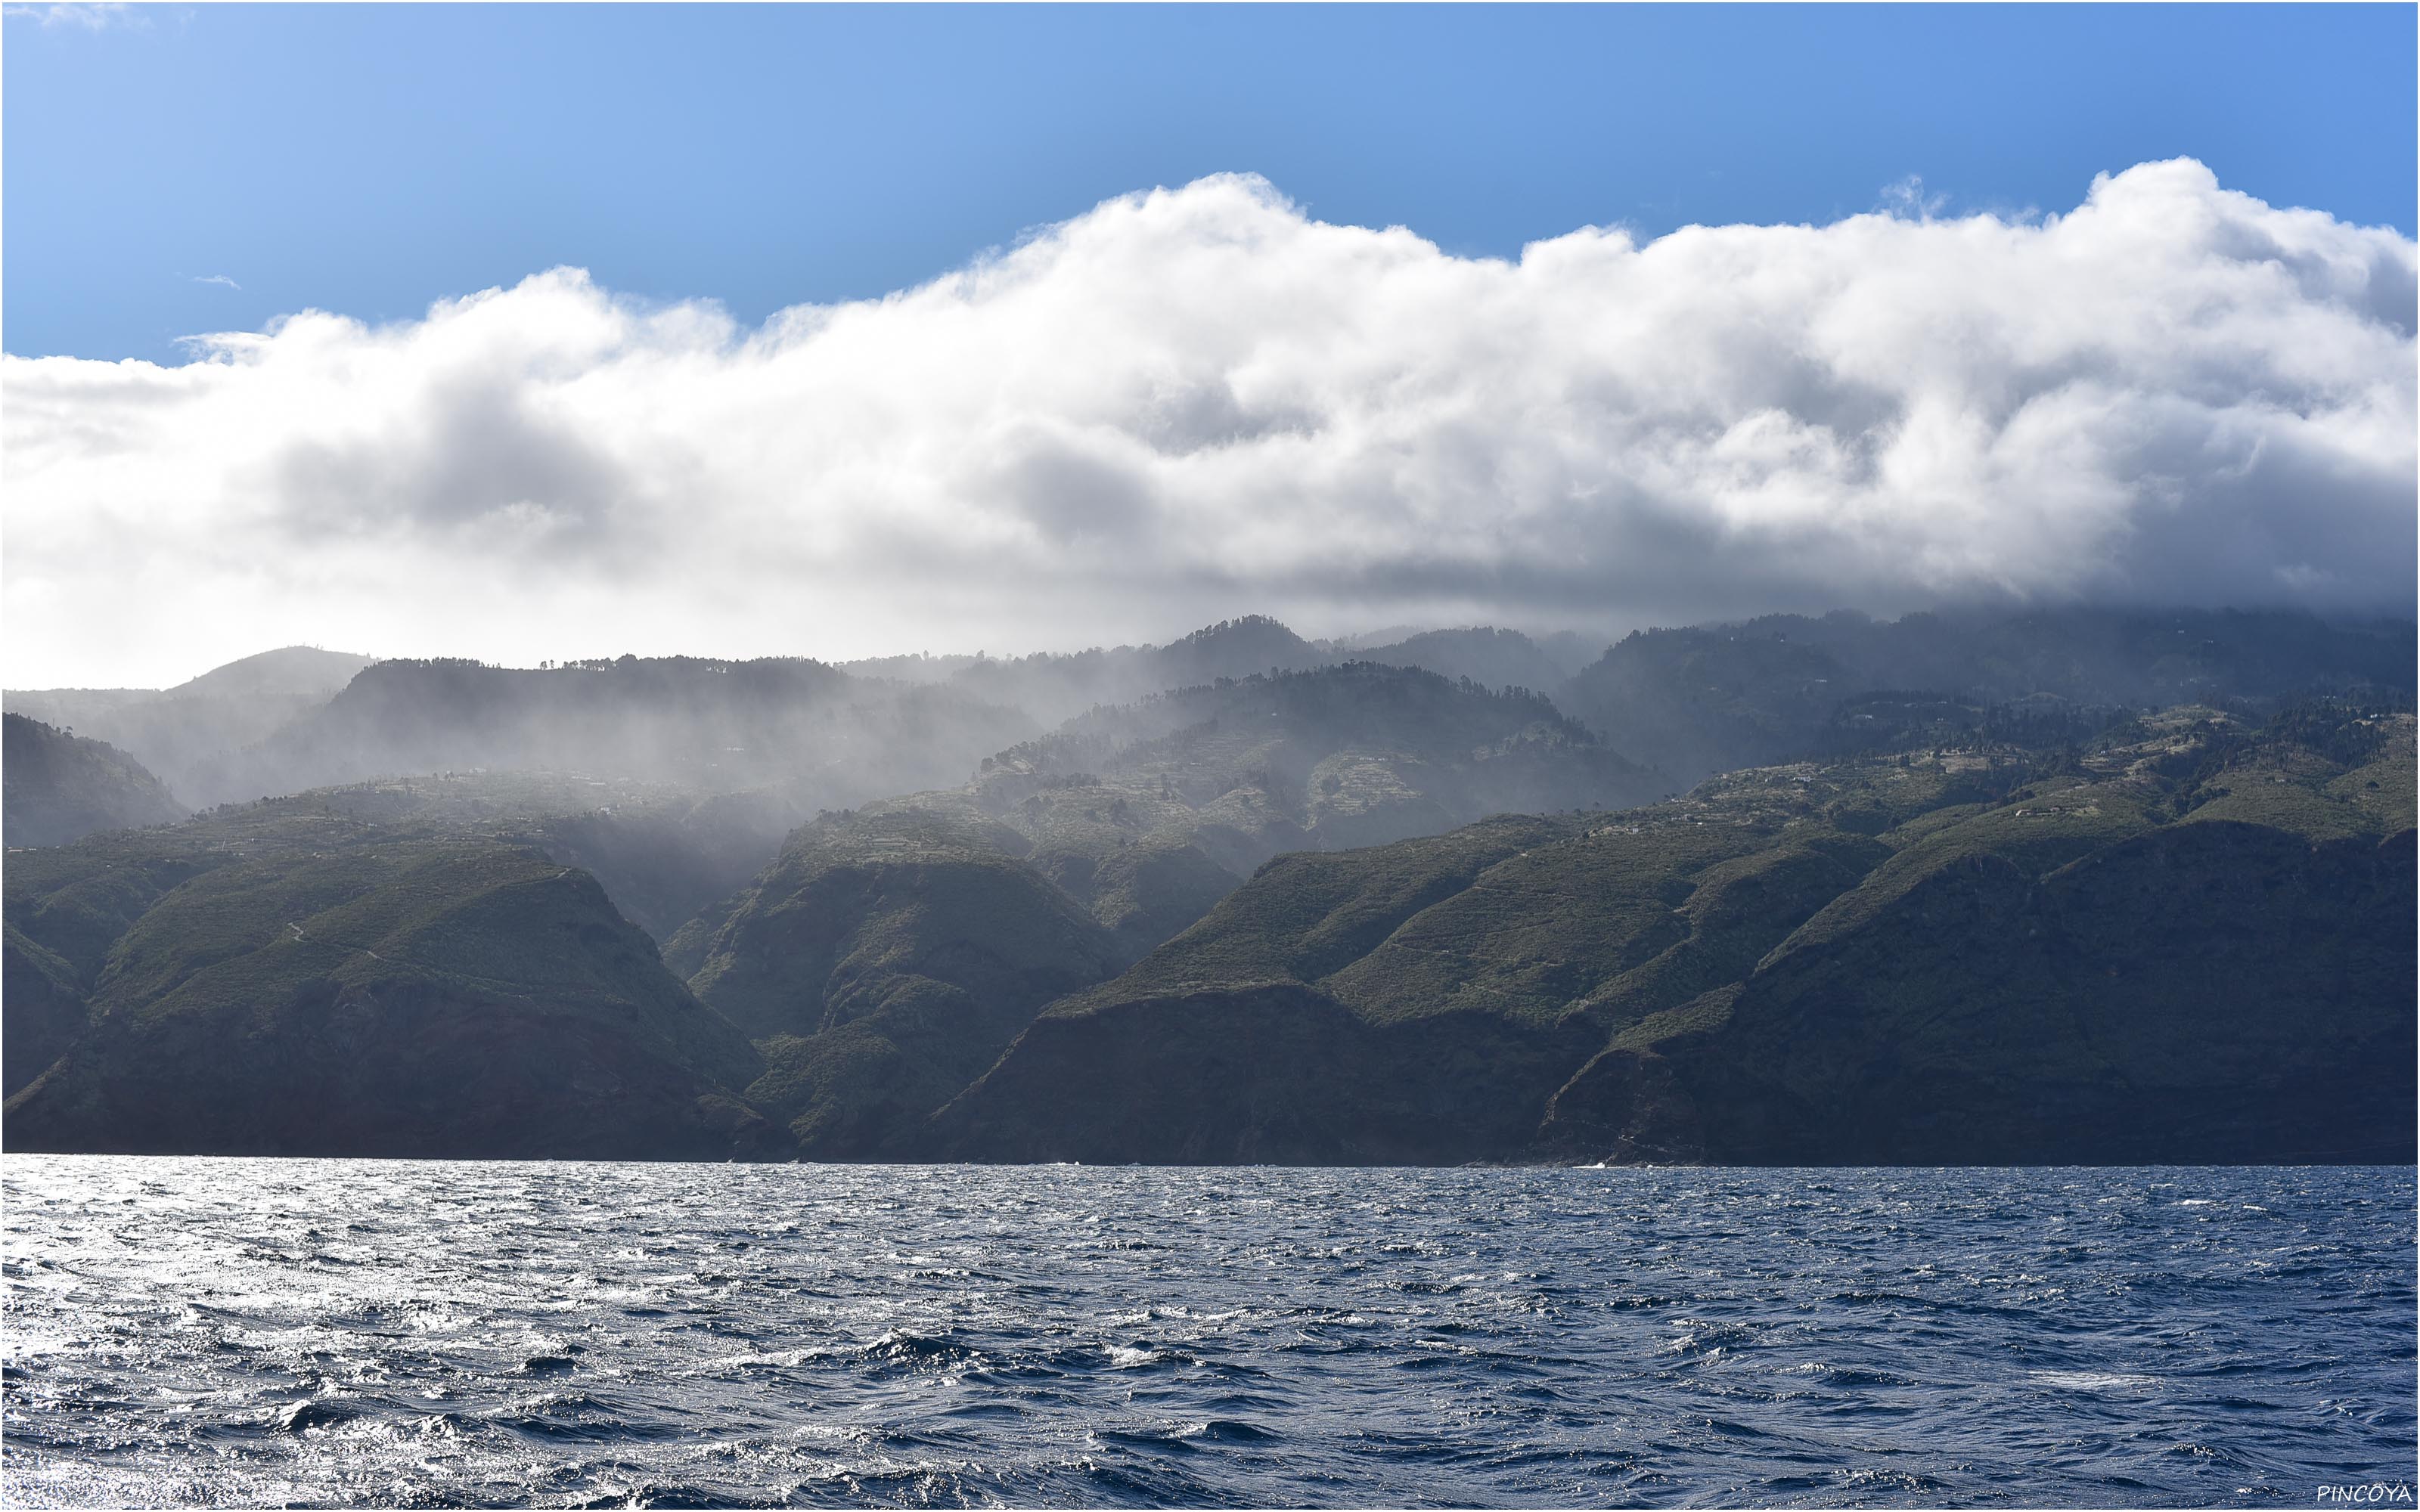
[[1612, 820, 2417, 1165], [933, 981, 1605, 1164]]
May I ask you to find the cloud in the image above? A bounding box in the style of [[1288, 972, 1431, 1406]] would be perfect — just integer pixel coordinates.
[[5, 158, 2414, 686], [1876, 175, 1950, 222], [2, 3, 144, 29], [190, 274, 241, 290]]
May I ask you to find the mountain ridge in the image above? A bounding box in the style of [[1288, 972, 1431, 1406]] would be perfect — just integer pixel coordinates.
[[3, 609, 2409, 1166]]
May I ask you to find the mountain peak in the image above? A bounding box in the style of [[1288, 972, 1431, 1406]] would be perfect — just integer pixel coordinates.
[[169, 646, 378, 701]]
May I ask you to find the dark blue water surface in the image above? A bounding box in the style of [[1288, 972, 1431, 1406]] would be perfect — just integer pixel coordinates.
[[3, 1159, 2412, 1507]]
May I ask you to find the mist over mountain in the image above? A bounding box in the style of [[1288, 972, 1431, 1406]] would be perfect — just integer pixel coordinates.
[[932, 655, 1658, 939], [6, 603, 2399, 854], [1351, 627, 1583, 695], [835, 617, 1599, 729], [861, 616, 1332, 730], [166, 646, 378, 702], [2, 615, 1667, 953], [2, 714, 188, 848], [5, 648, 380, 810], [213, 655, 1037, 812], [3, 619, 1597, 816], [651, 659, 1666, 1154], [2, 603, 2410, 1164], [263, 772, 813, 947]]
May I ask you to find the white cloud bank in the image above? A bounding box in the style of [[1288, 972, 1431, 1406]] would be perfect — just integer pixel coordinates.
[[5, 158, 2413, 686]]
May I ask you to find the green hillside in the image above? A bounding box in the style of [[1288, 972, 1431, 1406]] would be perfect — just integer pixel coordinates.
[[1571, 706, 2417, 1164], [1559, 607, 2410, 784], [2, 799, 774, 1157], [675, 659, 1667, 996], [296, 770, 808, 943], [653, 659, 1672, 1157], [936, 703, 2415, 1163], [2, 714, 189, 848], [977, 659, 1666, 863], [5, 637, 2408, 1167], [677, 807, 1123, 1156]]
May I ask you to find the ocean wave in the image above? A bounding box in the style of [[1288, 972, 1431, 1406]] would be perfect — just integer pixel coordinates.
[[3, 1159, 2409, 1507]]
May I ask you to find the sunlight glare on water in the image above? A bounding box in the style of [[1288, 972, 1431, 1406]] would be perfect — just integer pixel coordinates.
[[3, 1159, 2412, 1507]]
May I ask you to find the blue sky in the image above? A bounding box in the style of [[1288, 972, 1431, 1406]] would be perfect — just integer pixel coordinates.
[[5, 2, 2414, 362]]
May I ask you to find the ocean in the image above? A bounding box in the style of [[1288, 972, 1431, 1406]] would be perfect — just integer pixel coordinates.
[[4, 1158, 2411, 1507]]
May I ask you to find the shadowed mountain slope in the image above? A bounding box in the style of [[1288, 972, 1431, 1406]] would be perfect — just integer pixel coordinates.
[[682, 658, 1668, 975], [1553, 705, 2418, 1166], [2, 800, 774, 1157], [982, 660, 1665, 854], [921, 615, 1331, 729], [659, 661, 1667, 1154], [6, 608, 2409, 1167], [7, 649, 378, 811], [166, 646, 379, 701], [1559, 607, 2412, 785], [854, 617, 1593, 730], [933, 703, 2414, 1164], [675, 807, 1125, 1157], [3, 714, 188, 848], [247, 771, 811, 945], [1353, 627, 1575, 694]]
